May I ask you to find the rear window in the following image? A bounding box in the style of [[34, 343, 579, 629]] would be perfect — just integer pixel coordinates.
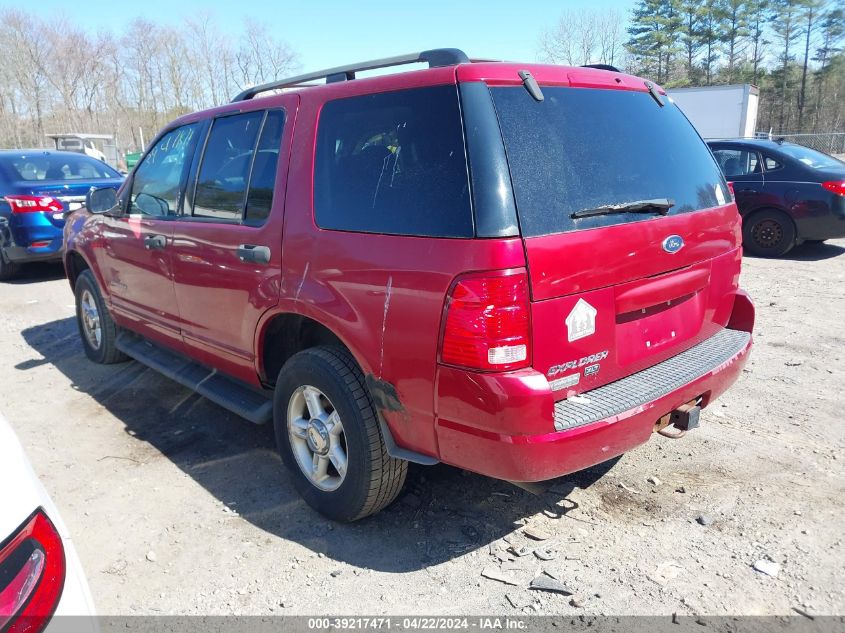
[[1, 153, 120, 181], [314, 86, 473, 238], [778, 144, 844, 170], [491, 87, 728, 237]]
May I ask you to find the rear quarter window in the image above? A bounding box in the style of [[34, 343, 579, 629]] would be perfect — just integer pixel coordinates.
[[314, 85, 473, 238], [491, 87, 728, 237]]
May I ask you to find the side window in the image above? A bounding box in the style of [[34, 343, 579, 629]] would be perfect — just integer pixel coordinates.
[[245, 110, 285, 225], [130, 124, 199, 217], [764, 155, 783, 171], [314, 85, 473, 238], [193, 112, 264, 221], [713, 149, 761, 178]]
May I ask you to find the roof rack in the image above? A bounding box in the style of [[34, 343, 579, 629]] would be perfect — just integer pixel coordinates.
[[581, 63, 621, 72], [231, 48, 470, 102]]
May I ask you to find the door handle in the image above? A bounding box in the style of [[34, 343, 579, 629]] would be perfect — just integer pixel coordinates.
[[144, 234, 167, 250], [236, 244, 271, 265], [739, 189, 758, 194]]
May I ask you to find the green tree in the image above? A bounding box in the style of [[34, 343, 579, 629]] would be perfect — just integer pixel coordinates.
[[723, 0, 752, 82], [680, 0, 707, 82], [699, 0, 727, 84], [812, 6, 845, 129], [769, 0, 803, 130], [626, 0, 685, 83], [797, 0, 822, 129], [746, 0, 771, 83]]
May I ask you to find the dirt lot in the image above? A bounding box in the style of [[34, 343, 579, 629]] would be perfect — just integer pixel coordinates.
[[1, 241, 844, 617]]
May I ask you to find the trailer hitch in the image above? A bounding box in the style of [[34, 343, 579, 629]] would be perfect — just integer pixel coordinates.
[[654, 400, 701, 439]]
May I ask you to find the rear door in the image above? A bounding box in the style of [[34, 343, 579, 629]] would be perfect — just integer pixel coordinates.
[[711, 145, 766, 214], [169, 100, 294, 383], [489, 84, 741, 397], [97, 123, 200, 349]]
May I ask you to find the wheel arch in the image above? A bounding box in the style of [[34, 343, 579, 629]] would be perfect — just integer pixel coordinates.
[[64, 249, 92, 291], [256, 311, 364, 387]]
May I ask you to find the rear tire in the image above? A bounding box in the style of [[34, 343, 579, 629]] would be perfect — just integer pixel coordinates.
[[74, 270, 128, 364], [742, 209, 796, 257], [0, 254, 19, 281], [274, 346, 407, 522]]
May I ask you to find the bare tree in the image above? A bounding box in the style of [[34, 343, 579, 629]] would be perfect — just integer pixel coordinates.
[[540, 9, 626, 67], [0, 9, 299, 155]]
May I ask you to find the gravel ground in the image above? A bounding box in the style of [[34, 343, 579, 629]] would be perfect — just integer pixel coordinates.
[[1, 240, 843, 617]]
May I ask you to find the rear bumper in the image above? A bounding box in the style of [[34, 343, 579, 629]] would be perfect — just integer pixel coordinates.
[[1, 214, 64, 263], [795, 195, 845, 241], [2, 243, 64, 263], [435, 327, 752, 482]]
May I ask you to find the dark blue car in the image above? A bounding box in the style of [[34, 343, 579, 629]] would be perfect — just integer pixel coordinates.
[[0, 150, 124, 280], [707, 139, 845, 257]]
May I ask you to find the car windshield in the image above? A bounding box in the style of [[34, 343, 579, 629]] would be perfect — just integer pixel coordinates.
[[777, 144, 844, 170], [0, 153, 120, 181], [490, 86, 729, 237]]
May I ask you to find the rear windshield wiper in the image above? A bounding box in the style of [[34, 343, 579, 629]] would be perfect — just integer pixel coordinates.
[[570, 198, 675, 219]]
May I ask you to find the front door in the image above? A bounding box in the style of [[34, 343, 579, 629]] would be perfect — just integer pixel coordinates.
[[169, 102, 294, 384], [98, 123, 201, 349]]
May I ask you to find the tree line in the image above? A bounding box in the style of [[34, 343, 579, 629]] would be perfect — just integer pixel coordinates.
[[542, 0, 844, 135], [0, 9, 298, 162], [1, 3, 841, 160]]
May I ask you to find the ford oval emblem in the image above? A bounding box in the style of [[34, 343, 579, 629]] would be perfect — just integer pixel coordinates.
[[662, 235, 684, 254]]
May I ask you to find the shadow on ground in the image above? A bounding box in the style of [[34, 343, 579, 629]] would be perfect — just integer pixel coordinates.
[[4, 261, 66, 285], [746, 240, 845, 262], [18, 317, 617, 573]]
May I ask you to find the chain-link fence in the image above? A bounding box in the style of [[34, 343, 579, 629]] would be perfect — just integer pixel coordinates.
[[755, 132, 845, 157]]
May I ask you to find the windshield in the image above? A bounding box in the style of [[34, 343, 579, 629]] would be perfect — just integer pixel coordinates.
[[778, 144, 844, 170], [0, 153, 120, 181], [490, 87, 728, 237]]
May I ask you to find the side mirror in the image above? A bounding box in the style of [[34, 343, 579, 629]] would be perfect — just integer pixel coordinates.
[[86, 187, 119, 214]]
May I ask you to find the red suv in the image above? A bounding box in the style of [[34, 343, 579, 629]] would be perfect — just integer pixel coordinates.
[[63, 49, 754, 521]]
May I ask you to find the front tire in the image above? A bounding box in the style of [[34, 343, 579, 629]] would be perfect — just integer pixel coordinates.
[[74, 270, 128, 364], [274, 346, 407, 521], [742, 209, 796, 257]]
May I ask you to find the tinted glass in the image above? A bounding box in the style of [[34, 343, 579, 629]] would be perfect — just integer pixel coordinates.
[[763, 155, 782, 171], [314, 86, 472, 237], [491, 87, 728, 237], [245, 110, 285, 224], [194, 111, 264, 221], [130, 124, 199, 216], [1, 153, 120, 181], [713, 149, 761, 176], [778, 144, 844, 169]]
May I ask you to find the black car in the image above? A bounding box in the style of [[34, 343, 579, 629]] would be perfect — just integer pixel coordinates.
[[707, 139, 845, 256]]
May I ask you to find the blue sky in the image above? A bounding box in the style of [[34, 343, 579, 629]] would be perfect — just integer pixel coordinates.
[[34, 0, 634, 70]]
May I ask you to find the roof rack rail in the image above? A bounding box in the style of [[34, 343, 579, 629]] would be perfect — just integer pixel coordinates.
[[581, 63, 621, 72], [231, 48, 470, 102]]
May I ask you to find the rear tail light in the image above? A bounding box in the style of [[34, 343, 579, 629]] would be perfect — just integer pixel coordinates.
[[4, 196, 63, 215], [440, 270, 531, 372], [0, 510, 65, 633], [821, 181, 845, 196], [726, 182, 736, 200]]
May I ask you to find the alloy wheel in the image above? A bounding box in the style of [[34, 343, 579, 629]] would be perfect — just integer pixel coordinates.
[[80, 289, 102, 350], [287, 385, 348, 492]]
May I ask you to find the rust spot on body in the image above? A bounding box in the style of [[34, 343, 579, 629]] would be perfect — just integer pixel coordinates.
[[366, 374, 406, 417]]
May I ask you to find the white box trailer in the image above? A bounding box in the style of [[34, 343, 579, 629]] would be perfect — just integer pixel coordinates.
[[666, 84, 759, 140]]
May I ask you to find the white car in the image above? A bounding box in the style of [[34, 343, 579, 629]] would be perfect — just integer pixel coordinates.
[[0, 413, 95, 633]]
